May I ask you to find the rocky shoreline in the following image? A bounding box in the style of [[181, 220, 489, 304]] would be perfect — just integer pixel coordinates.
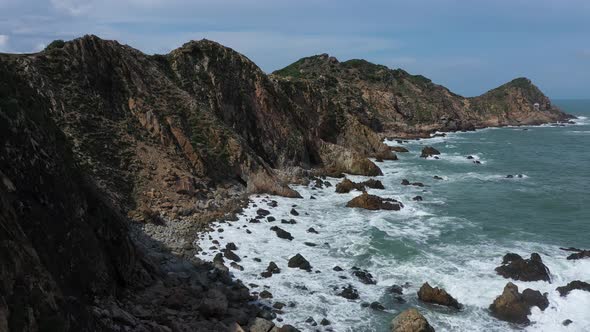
[[0, 34, 581, 332], [193, 130, 589, 331]]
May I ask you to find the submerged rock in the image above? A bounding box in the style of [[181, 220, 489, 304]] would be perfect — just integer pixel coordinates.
[[417, 283, 462, 309], [562, 247, 590, 260], [391, 308, 435, 332], [420, 146, 440, 158], [556, 280, 590, 297], [495, 253, 551, 282], [489, 282, 548, 325], [346, 192, 403, 211]]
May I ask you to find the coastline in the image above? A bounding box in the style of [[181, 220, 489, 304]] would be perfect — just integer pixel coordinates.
[[188, 115, 588, 331]]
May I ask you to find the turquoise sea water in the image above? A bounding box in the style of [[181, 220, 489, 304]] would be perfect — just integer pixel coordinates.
[[198, 100, 590, 331]]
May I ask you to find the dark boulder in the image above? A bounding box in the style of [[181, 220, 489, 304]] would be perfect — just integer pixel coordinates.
[[412, 196, 423, 201], [346, 192, 403, 211], [352, 269, 377, 285], [421, 146, 440, 158], [338, 285, 359, 300], [433, 176, 443, 180], [556, 280, 590, 297], [270, 226, 294, 241], [417, 282, 461, 309], [363, 179, 385, 189], [290, 208, 299, 216], [257, 209, 271, 216], [401, 179, 410, 185], [495, 253, 550, 282], [288, 254, 311, 271], [222, 249, 241, 262], [307, 227, 319, 234]]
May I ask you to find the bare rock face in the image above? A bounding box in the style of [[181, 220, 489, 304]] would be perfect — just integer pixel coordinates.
[[495, 253, 551, 282], [391, 308, 435, 332], [346, 192, 403, 210], [489, 282, 548, 325], [417, 283, 462, 309]]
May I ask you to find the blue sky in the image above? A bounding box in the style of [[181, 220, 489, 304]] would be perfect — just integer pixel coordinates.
[[1, 0, 589, 98]]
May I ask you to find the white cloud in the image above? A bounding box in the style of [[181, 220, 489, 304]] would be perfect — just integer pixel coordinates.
[[0, 35, 8, 52], [50, 0, 92, 16]]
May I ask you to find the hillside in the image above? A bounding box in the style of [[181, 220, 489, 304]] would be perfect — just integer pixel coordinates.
[[0, 35, 572, 332]]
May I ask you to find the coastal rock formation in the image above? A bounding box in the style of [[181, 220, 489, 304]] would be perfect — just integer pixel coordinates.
[[420, 147, 441, 158], [346, 192, 403, 210], [391, 308, 435, 332], [560, 247, 590, 260], [0, 35, 572, 331], [556, 280, 590, 297], [495, 253, 551, 282], [489, 282, 548, 324], [389, 146, 409, 153], [417, 283, 462, 309], [335, 178, 385, 193]]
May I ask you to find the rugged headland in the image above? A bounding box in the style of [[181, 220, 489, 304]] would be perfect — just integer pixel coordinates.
[[0, 35, 574, 331]]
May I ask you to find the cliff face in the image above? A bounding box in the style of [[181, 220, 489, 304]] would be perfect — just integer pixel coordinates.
[[0, 35, 572, 332]]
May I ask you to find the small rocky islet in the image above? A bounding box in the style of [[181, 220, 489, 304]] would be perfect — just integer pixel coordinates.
[[0, 34, 582, 332]]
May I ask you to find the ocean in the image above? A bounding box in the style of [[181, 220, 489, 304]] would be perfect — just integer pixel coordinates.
[[197, 100, 590, 331]]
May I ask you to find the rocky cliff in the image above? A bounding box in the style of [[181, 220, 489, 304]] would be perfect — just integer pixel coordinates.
[[0, 35, 572, 332]]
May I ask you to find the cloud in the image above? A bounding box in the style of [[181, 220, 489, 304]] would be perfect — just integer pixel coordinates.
[[50, 0, 92, 16], [0, 35, 8, 52]]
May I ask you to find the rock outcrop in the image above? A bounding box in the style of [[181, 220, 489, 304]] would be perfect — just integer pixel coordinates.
[[420, 147, 441, 158], [556, 280, 590, 297], [489, 282, 548, 325], [346, 192, 403, 210], [495, 253, 551, 282], [391, 308, 435, 332], [417, 283, 462, 309]]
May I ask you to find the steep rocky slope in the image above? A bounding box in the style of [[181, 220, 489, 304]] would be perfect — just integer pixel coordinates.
[[0, 35, 572, 332], [273, 54, 570, 137]]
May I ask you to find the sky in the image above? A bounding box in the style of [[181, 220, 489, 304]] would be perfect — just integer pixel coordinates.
[[0, 0, 589, 98]]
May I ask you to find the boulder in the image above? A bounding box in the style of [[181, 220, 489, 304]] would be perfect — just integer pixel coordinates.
[[420, 146, 440, 158], [223, 249, 241, 262], [376, 149, 398, 161], [346, 192, 403, 211], [489, 282, 548, 325], [290, 208, 299, 216], [307, 227, 319, 234], [556, 280, 590, 297], [495, 253, 550, 282], [248, 318, 275, 332], [363, 179, 385, 189], [417, 283, 461, 309], [401, 179, 410, 186], [270, 226, 293, 241], [352, 269, 377, 284], [412, 196, 423, 201], [433, 176, 443, 180], [259, 290, 273, 299], [390, 308, 435, 332], [257, 209, 271, 216], [288, 254, 311, 271], [338, 285, 359, 300], [335, 179, 365, 193]]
